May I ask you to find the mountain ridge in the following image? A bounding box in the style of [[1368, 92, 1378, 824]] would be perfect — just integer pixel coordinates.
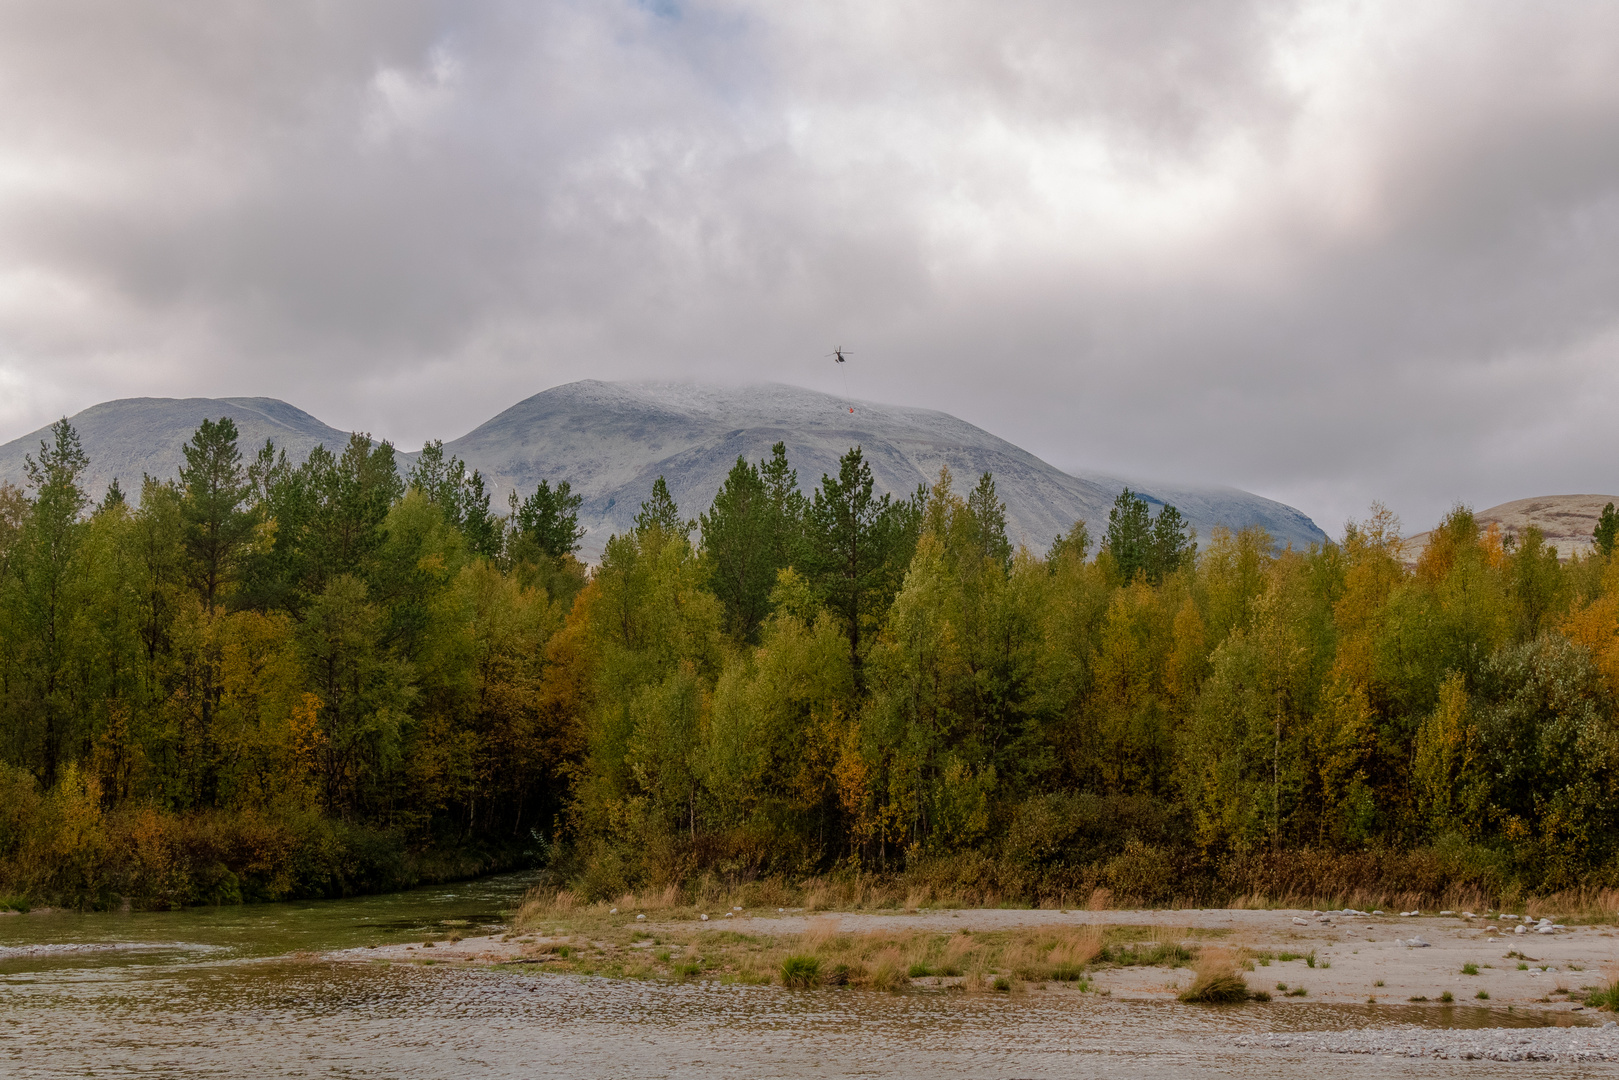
[[0, 380, 1327, 559]]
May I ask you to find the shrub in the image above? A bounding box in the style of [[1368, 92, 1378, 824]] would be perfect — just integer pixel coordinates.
[[1461, 962, 1479, 975], [1440, 991, 1454, 1003], [780, 954, 821, 988], [1178, 953, 1250, 1004]]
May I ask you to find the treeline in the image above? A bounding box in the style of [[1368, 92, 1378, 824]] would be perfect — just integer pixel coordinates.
[[4, 417, 1619, 910]]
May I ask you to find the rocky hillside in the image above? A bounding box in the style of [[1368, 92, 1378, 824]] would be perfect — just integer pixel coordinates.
[[0, 381, 1327, 561], [1404, 494, 1619, 563]]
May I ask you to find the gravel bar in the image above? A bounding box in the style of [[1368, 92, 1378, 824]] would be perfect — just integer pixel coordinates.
[[1235, 1023, 1619, 1061]]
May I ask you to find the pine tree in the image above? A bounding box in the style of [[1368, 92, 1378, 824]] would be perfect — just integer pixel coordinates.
[[1103, 488, 1153, 581], [511, 479, 585, 560], [1595, 502, 1619, 558], [967, 471, 1012, 570], [1148, 503, 1195, 582], [634, 476, 684, 537], [179, 417, 256, 612], [804, 447, 918, 683], [701, 456, 773, 641], [17, 419, 90, 788]]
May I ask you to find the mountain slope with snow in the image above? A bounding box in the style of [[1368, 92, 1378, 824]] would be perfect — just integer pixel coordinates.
[[0, 381, 1327, 560]]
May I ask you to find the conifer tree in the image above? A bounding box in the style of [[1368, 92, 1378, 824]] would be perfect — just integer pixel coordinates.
[[634, 476, 684, 537], [16, 419, 90, 789], [179, 417, 256, 612], [1595, 502, 1619, 558], [701, 456, 773, 641], [511, 478, 585, 560], [804, 447, 920, 683]]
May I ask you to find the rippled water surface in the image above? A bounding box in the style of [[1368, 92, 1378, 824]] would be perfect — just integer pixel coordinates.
[[2, 877, 1611, 1078]]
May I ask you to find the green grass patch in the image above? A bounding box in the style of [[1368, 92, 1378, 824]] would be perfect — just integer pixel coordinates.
[[1462, 962, 1480, 975], [0, 895, 29, 913], [1440, 991, 1454, 1003], [780, 954, 821, 988]]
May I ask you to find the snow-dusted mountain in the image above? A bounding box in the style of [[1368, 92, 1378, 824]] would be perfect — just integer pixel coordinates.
[[0, 396, 356, 499], [0, 381, 1326, 559], [440, 381, 1325, 558]]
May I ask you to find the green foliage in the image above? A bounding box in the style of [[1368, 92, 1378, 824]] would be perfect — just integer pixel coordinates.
[[780, 953, 821, 987], [803, 447, 922, 686], [510, 477, 585, 561], [1595, 503, 1619, 558], [1103, 488, 1195, 585], [634, 476, 685, 537], [700, 450, 798, 642], [5, 422, 1619, 911]]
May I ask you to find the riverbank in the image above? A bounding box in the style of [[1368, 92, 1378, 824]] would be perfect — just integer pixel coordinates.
[[330, 905, 1619, 1014]]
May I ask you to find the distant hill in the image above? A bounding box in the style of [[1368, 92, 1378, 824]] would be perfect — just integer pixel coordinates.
[[1404, 494, 1619, 563], [0, 381, 1327, 561], [0, 397, 356, 499], [441, 381, 1326, 560]]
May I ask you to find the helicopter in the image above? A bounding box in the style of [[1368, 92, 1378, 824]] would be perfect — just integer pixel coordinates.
[[828, 347, 854, 411]]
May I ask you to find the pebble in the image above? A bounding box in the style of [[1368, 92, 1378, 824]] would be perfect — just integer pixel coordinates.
[[1234, 1025, 1619, 1062]]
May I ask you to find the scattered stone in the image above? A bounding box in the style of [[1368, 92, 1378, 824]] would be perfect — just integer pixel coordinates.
[[1293, 917, 1310, 926], [699, 913, 709, 921], [636, 914, 646, 921]]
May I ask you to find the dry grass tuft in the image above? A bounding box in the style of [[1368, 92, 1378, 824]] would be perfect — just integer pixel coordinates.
[[1177, 950, 1251, 1004]]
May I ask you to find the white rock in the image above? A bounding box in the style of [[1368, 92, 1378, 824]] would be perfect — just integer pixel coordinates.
[[778, 907, 785, 913], [1372, 909, 1384, 915], [1514, 924, 1525, 934], [1440, 910, 1455, 916], [1537, 925, 1555, 934], [1404, 936, 1431, 948], [636, 914, 646, 921], [700, 913, 709, 921], [1293, 917, 1310, 926], [724, 912, 733, 918], [609, 908, 618, 915]]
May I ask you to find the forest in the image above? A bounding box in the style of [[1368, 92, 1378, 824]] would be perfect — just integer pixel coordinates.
[[3, 416, 1619, 910]]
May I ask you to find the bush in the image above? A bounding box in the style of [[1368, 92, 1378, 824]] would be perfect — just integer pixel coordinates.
[[780, 954, 821, 988]]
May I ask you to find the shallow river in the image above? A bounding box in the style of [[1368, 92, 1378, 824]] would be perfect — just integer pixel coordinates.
[[1, 875, 1609, 1078]]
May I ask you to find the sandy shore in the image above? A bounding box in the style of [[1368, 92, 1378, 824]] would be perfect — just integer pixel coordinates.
[[334, 906, 1618, 1013]]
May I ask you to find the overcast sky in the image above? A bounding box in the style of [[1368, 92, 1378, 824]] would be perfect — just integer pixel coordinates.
[[2, 1, 1617, 537]]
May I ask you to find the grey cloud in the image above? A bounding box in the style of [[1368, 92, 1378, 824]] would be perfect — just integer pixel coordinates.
[[1, 1, 1618, 537]]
